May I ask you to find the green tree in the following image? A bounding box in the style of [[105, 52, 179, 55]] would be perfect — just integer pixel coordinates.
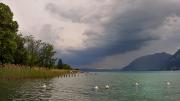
[[57, 59, 63, 69], [40, 43, 56, 69], [0, 3, 18, 65], [0, 3, 60, 69], [62, 64, 72, 70], [24, 35, 56, 68], [57, 59, 72, 70], [13, 34, 28, 65], [24, 35, 40, 67]]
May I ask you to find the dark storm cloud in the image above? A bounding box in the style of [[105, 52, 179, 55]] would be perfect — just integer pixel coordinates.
[[61, 0, 180, 66]]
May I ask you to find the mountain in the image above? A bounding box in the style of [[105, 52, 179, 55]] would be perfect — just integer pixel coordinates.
[[122, 52, 172, 71], [165, 49, 180, 70]]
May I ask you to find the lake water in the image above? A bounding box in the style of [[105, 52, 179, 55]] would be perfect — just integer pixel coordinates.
[[0, 71, 180, 101]]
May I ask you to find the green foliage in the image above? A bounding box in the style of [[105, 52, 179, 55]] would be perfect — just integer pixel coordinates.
[[13, 34, 28, 64], [57, 59, 63, 69], [23, 35, 56, 68], [39, 43, 56, 68], [0, 3, 18, 65], [24, 35, 38, 67], [62, 64, 72, 70], [56, 59, 72, 70], [0, 3, 73, 70]]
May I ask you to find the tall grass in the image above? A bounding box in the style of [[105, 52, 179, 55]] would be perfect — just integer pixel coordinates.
[[0, 64, 79, 79]]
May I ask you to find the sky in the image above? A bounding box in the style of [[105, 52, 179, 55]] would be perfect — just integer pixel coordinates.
[[1, 0, 180, 69]]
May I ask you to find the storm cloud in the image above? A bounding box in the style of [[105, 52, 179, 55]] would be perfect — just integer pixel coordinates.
[[60, 0, 180, 66]]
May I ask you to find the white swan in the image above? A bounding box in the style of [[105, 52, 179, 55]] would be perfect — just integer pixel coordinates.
[[166, 81, 171, 86], [42, 84, 46, 88], [135, 82, 140, 86], [105, 85, 110, 89], [94, 86, 99, 90]]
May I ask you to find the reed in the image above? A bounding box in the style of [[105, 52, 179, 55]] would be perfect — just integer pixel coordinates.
[[0, 64, 79, 80]]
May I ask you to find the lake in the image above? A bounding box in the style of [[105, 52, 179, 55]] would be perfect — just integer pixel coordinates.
[[0, 71, 180, 101]]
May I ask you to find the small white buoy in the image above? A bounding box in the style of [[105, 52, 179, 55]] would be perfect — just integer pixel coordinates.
[[166, 81, 171, 86], [105, 85, 110, 89], [42, 84, 46, 88], [94, 86, 99, 90]]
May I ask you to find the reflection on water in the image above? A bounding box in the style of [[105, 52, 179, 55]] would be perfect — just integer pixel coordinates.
[[0, 71, 180, 101]]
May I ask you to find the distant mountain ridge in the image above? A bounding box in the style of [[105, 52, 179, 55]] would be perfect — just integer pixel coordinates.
[[123, 49, 180, 71], [165, 49, 180, 70], [122, 52, 172, 71]]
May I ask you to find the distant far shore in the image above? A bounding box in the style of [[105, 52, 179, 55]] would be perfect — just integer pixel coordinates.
[[80, 68, 180, 72]]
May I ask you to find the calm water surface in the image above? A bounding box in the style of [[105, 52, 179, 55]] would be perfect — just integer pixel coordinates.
[[0, 71, 180, 101]]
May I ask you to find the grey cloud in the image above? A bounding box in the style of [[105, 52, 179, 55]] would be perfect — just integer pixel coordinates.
[[39, 24, 63, 44], [62, 0, 180, 66], [45, 3, 82, 22], [45, 2, 109, 23]]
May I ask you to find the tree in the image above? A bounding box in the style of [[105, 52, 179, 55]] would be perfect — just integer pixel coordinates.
[[62, 64, 72, 70], [57, 59, 72, 70], [0, 3, 18, 65], [13, 34, 28, 65], [23, 36, 56, 68], [57, 59, 63, 69], [0, 3, 63, 69], [40, 43, 56, 69], [24, 35, 42, 67], [24, 35, 35, 67]]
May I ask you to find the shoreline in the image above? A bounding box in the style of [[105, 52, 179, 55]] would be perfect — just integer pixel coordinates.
[[0, 65, 79, 80]]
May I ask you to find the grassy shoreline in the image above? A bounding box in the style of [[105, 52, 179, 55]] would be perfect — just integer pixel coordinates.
[[0, 65, 79, 80]]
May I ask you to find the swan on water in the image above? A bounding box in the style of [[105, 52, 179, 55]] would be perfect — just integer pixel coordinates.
[[42, 84, 46, 88], [105, 85, 110, 89], [166, 81, 171, 86], [135, 82, 140, 86], [94, 86, 99, 90]]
